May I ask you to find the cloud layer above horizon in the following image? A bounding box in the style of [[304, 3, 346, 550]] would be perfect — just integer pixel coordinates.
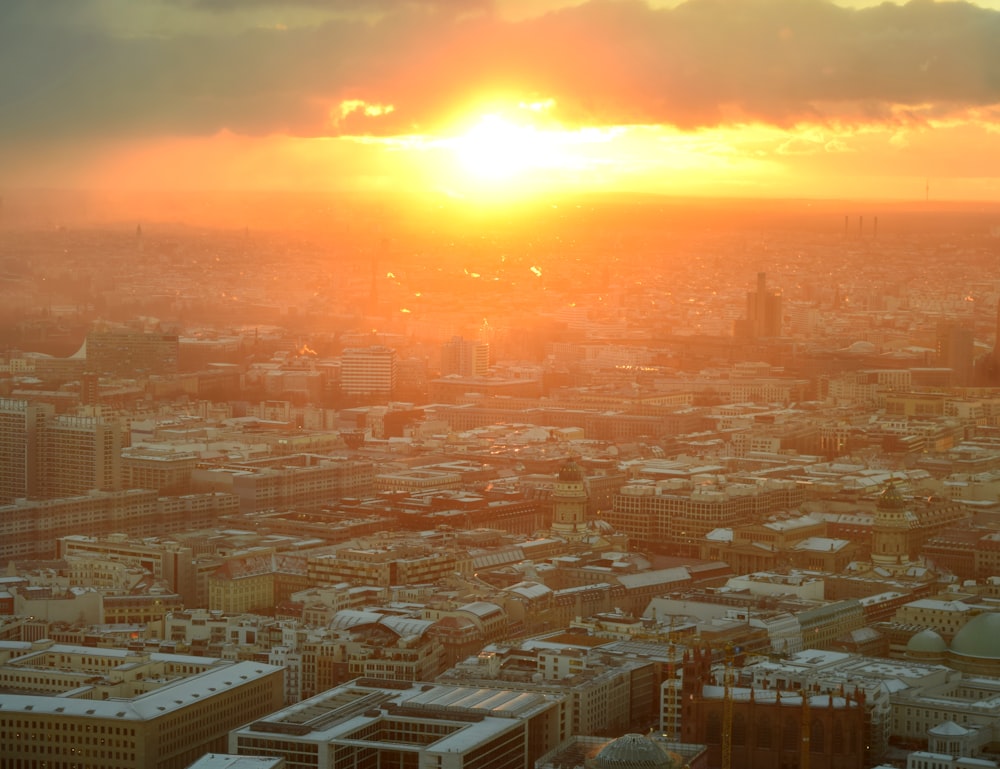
[[3, 0, 1000, 145]]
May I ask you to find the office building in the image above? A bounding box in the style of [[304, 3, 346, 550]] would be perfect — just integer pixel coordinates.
[[340, 346, 396, 399], [734, 272, 782, 339], [441, 335, 489, 378], [191, 453, 374, 515], [0, 642, 284, 769], [0, 398, 50, 502], [936, 321, 976, 387], [121, 447, 198, 495], [85, 325, 180, 377], [0, 489, 239, 561], [41, 414, 123, 498], [229, 679, 562, 769]]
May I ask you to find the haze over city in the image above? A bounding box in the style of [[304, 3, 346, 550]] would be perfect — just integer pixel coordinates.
[[6, 3, 1000, 769]]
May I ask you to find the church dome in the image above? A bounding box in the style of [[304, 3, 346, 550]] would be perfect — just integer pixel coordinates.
[[592, 734, 680, 769], [906, 629, 947, 654], [877, 482, 906, 510], [951, 612, 1000, 659]]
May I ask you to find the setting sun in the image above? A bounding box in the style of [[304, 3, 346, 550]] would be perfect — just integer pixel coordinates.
[[452, 114, 555, 182]]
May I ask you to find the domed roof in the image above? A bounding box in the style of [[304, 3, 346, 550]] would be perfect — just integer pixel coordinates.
[[951, 612, 1000, 659], [593, 734, 680, 769], [907, 629, 947, 654], [557, 460, 585, 482], [929, 720, 971, 737], [877, 482, 906, 510]]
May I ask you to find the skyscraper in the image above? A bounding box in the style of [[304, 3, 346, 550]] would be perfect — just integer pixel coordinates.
[[936, 320, 975, 386], [735, 272, 783, 339]]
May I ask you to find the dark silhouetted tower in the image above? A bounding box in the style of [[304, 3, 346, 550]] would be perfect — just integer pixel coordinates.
[[735, 272, 782, 339], [937, 320, 975, 386]]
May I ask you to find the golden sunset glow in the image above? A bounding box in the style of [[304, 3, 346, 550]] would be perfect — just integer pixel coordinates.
[[3, 0, 1000, 205]]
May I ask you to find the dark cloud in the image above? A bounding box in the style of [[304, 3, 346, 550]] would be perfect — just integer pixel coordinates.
[[2, 0, 1000, 144], [170, 0, 491, 10]]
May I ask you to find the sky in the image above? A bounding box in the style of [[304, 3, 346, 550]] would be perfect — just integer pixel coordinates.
[[3, 0, 1000, 203]]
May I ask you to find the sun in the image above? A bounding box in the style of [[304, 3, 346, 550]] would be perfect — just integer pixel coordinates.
[[452, 113, 553, 182]]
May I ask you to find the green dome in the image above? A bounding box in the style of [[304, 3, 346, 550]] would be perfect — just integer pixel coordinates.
[[951, 613, 1000, 659], [907, 629, 947, 654]]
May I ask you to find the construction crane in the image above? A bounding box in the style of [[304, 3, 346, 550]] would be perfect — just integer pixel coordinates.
[[662, 615, 680, 743], [721, 642, 734, 769], [800, 689, 811, 769], [664, 641, 678, 742]]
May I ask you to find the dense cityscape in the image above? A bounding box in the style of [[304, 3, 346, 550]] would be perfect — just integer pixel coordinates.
[[2, 192, 1000, 769]]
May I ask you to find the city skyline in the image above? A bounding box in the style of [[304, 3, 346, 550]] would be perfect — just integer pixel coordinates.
[[3, 0, 1000, 206]]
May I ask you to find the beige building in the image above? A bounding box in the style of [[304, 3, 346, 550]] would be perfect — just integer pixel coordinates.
[[229, 679, 562, 769], [306, 542, 461, 587], [0, 641, 283, 769]]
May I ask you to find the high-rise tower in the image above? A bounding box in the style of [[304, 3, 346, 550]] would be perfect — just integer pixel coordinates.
[[936, 320, 975, 386], [734, 272, 782, 339], [0, 398, 51, 503], [40, 415, 122, 498]]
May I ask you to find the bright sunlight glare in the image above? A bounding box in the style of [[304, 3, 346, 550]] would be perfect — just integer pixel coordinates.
[[452, 114, 554, 181]]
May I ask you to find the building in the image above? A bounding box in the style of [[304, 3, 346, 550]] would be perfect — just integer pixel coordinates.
[[191, 453, 374, 514], [41, 414, 123, 498], [609, 478, 803, 555], [340, 346, 396, 399], [121, 447, 198, 495], [0, 641, 284, 769], [936, 321, 976, 387], [441, 335, 490, 378], [0, 489, 239, 561], [85, 325, 180, 378], [0, 397, 51, 502], [734, 272, 783, 340], [550, 459, 593, 544], [679, 646, 870, 769], [306, 543, 465, 589], [229, 679, 563, 769], [57, 534, 198, 607], [0, 399, 124, 501]]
